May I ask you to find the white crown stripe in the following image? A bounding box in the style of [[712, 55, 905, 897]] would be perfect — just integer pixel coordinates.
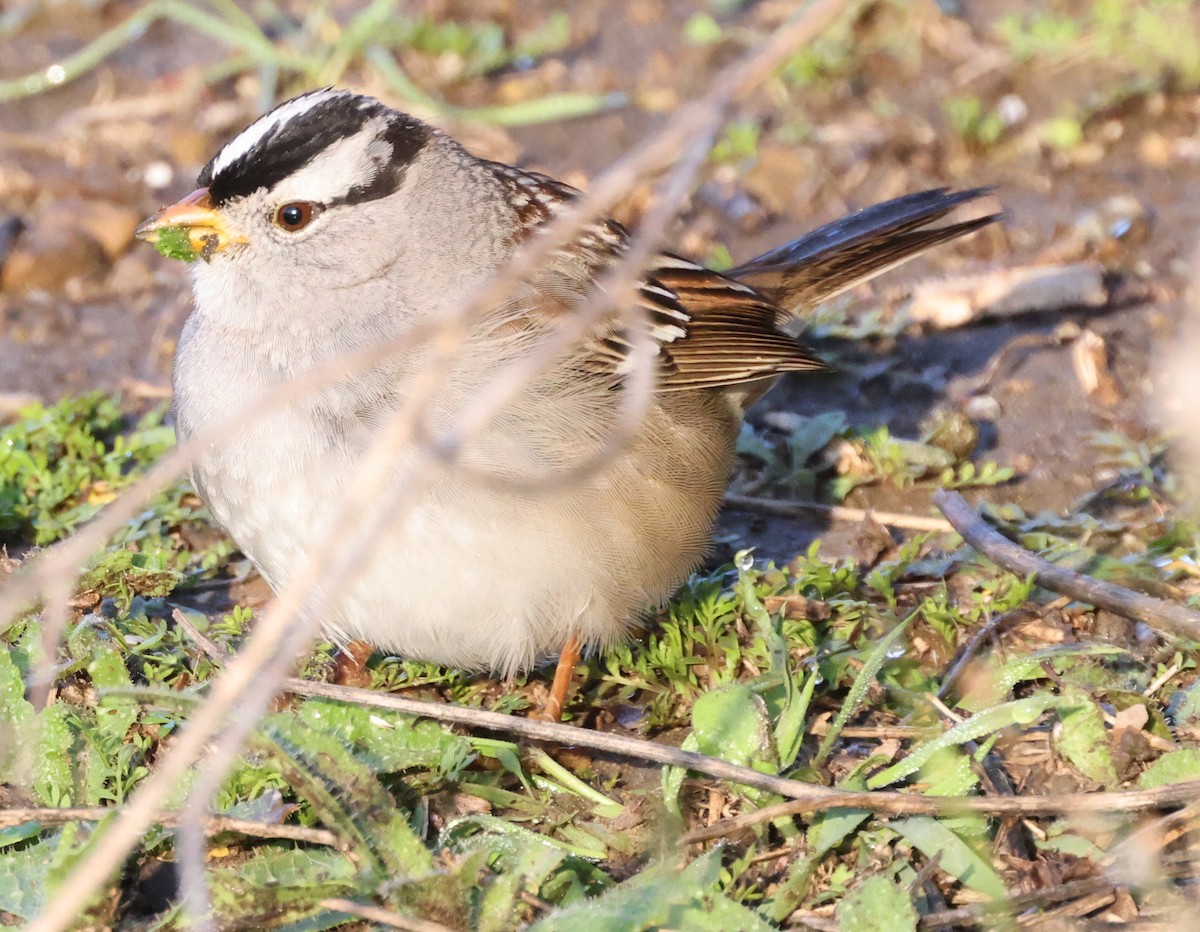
[[209, 88, 350, 178]]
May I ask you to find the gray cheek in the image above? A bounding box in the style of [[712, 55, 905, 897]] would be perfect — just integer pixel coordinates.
[[291, 218, 407, 289]]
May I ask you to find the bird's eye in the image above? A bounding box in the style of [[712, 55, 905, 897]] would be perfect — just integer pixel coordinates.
[[274, 201, 316, 232]]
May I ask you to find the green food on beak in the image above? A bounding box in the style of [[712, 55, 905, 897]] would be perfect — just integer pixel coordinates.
[[151, 226, 202, 262]]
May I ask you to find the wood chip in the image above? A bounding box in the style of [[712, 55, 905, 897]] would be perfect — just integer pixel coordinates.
[[908, 263, 1109, 329], [1071, 328, 1123, 404]]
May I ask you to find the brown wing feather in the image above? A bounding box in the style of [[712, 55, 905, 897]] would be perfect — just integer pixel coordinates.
[[490, 165, 994, 394], [644, 261, 823, 389]]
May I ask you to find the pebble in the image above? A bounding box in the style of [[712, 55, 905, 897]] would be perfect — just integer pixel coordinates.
[[0, 198, 140, 294], [143, 160, 174, 190], [1139, 131, 1173, 167], [964, 394, 1002, 421], [996, 94, 1027, 126], [72, 198, 142, 261], [2, 211, 107, 293], [923, 409, 979, 458]]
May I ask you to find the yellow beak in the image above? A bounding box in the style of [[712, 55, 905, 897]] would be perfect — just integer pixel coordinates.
[[135, 188, 245, 260]]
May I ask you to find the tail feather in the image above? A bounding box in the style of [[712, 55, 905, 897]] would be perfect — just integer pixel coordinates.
[[730, 187, 999, 313]]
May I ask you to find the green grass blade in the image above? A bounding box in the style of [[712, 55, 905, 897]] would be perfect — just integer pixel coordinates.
[[867, 692, 1064, 789], [814, 614, 914, 767]]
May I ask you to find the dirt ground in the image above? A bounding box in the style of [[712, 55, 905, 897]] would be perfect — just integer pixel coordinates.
[[1, 0, 1198, 547]]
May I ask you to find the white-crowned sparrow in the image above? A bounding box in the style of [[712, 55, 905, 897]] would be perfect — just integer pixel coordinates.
[[136, 88, 996, 718]]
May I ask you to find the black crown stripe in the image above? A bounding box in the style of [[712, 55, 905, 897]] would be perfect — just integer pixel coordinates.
[[199, 93, 430, 207]]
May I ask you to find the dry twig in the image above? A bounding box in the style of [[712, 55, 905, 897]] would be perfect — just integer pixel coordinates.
[[170, 608, 232, 663], [919, 878, 1120, 929], [289, 679, 1200, 822], [678, 777, 1200, 845], [161, 612, 1200, 832], [907, 262, 1109, 328], [724, 492, 954, 533], [934, 490, 1200, 641], [0, 806, 337, 847]]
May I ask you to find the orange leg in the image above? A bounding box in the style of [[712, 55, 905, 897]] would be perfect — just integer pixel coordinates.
[[333, 639, 375, 688], [536, 633, 582, 722]]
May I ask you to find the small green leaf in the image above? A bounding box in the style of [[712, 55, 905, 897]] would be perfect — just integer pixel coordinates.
[[447, 813, 598, 862], [529, 747, 623, 818], [787, 411, 847, 468], [1055, 686, 1118, 787], [662, 732, 700, 817], [766, 773, 873, 922], [0, 822, 43, 850], [89, 643, 139, 741], [777, 667, 819, 771], [33, 703, 75, 806], [292, 697, 473, 775], [690, 683, 776, 772], [837, 873, 917, 932], [957, 644, 1125, 712], [1036, 831, 1105, 859], [808, 808, 870, 861], [477, 844, 566, 932], [734, 552, 817, 770], [683, 13, 723, 44], [920, 745, 980, 798], [1138, 748, 1200, 788], [736, 422, 776, 464], [260, 713, 434, 880], [528, 850, 774, 932], [0, 832, 55, 919], [208, 846, 358, 930], [0, 647, 35, 783], [892, 816, 1007, 899]]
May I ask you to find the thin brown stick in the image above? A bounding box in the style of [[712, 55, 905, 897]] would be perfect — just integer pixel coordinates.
[[919, 878, 1120, 929], [171, 608, 233, 663], [724, 493, 954, 533], [318, 899, 455, 932], [1102, 801, 1200, 873], [286, 678, 1200, 822], [907, 850, 944, 898], [678, 776, 1200, 844], [160, 613, 1200, 825], [0, 806, 338, 847], [785, 912, 838, 931], [936, 604, 1059, 700], [935, 612, 1009, 700], [948, 329, 1076, 401], [1030, 890, 1117, 924], [809, 722, 923, 739], [934, 490, 1200, 641]]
